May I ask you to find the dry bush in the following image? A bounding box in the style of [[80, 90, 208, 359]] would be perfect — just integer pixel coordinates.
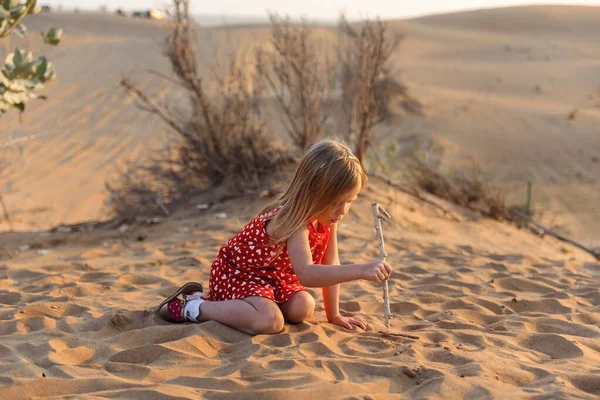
[[337, 17, 402, 164], [405, 159, 507, 220], [255, 14, 335, 151], [104, 167, 165, 220], [0, 195, 11, 230], [374, 74, 424, 119], [111, 3, 420, 219], [159, 1, 289, 187], [113, 0, 290, 218], [255, 14, 416, 160], [170, 57, 290, 188], [104, 150, 190, 219], [0, 152, 16, 229]]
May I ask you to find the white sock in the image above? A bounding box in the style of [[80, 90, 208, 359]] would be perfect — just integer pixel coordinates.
[[184, 299, 204, 322]]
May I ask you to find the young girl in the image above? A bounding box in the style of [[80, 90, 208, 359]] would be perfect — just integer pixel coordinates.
[[157, 138, 392, 335]]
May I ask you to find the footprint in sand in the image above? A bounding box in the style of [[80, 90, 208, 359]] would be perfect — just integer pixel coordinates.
[[390, 301, 421, 315], [519, 333, 584, 359], [505, 298, 572, 314], [566, 374, 600, 396], [339, 301, 361, 312], [494, 277, 558, 294], [0, 344, 13, 360], [49, 339, 96, 365], [426, 349, 474, 366], [80, 271, 114, 282], [0, 292, 21, 305], [109, 313, 132, 329], [583, 262, 600, 276], [338, 335, 397, 357], [118, 273, 164, 285], [21, 303, 89, 319]]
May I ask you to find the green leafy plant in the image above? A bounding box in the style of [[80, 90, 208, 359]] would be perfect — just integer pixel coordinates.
[[0, 0, 61, 114]]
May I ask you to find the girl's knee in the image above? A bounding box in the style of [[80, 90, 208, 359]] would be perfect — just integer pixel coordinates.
[[251, 309, 285, 334], [286, 294, 315, 324], [288, 307, 314, 324]]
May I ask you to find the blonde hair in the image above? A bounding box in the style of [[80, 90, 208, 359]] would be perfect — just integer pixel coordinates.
[[263, 138, 367, 244]]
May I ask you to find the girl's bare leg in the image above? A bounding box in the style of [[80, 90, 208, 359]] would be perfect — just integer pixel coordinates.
[[279, 291, 315, 324], [197, 296, 284, 335]]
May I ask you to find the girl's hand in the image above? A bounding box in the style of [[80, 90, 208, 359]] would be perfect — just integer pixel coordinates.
[[330, 314, 367, 331], [363, 258, 392, 282]]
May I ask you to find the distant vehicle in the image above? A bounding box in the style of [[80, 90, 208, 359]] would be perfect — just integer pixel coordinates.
[[132, 9, 165, 21], [41, 5, 51, 12], [116, 9, 131, 17], [149, 9, 165, 20]]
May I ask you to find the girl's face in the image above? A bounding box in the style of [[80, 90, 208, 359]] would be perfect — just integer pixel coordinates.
[[315, 183, 362, 226]]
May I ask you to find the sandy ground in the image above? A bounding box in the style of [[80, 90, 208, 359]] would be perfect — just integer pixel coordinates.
[[1, 185, 599, 398], [1, 5, 600, 399]]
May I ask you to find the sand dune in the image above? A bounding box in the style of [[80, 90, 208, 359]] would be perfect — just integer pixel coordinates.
[[1, 6, 600, 397], [2, 7, 599, 248], [414, 5, 600, 35], [1, 186, 599, 398]]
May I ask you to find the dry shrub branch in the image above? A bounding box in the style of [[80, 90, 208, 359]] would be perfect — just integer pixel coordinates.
[[404, 159, 507, 220], [113, 0, 290, 217], [255, 14, 335, 151], [337, 17, 402, 164]]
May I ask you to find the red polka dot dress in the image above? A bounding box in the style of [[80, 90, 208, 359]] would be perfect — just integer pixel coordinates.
[[206, 208, 331, 304]]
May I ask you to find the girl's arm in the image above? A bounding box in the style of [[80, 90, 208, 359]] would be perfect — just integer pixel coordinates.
[[287, 226, 391, 288], [321, 223, 341, 323], [320, 224, 368, 330]]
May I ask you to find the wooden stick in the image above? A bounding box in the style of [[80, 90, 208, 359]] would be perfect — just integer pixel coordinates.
[[155, 197, 171, 216], [372, 202, 392, 328]]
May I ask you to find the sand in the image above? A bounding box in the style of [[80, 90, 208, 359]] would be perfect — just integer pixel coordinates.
[[1, 5, 600, 398], [1, 184, 599, 398]]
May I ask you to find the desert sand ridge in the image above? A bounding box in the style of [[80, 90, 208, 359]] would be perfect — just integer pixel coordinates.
[[412, 5, 600, 36], [1, 6, 599, 248]]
